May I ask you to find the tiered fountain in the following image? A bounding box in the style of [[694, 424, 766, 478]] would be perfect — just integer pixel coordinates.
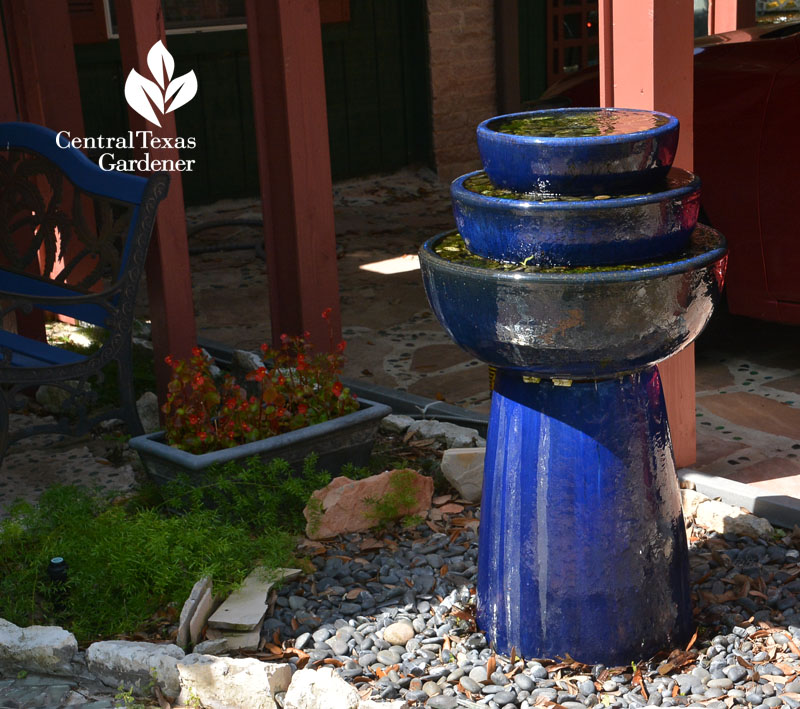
[[419, 108, 728, 664]]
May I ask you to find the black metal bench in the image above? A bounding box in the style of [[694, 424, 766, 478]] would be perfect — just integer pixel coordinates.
[[0, 122, 169, 463]]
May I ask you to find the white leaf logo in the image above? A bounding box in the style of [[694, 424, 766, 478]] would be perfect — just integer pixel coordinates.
[[124, 40, 198, 127]]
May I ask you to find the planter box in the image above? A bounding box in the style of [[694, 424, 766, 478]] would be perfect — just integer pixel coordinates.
[[129, 398, 392, 485]]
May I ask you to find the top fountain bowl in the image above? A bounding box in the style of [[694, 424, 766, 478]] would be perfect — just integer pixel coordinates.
[[477, 107, 680, 195]]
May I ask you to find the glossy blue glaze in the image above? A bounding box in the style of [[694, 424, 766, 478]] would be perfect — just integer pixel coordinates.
[[477, 108, 679, 195], [477, 368, 693, 663], [452, 168, 700, 266], [419, 226, 727, 379]]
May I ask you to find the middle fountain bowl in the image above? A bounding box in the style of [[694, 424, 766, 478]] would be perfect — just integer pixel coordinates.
[[452, 168, 701, 267]]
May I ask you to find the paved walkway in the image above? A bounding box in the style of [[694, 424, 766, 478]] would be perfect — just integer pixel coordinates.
[[1, 165, 800, 514]]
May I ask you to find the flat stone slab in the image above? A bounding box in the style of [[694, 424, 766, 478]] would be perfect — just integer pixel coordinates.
[[208, 568, 301, 632], [178, 576, 212, 648]]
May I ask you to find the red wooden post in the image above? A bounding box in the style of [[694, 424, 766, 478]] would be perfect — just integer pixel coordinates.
[[708, 0, 756, 33], [599, 0, 697, 467], [245, 0, 342, 351], [1, 0, 86, 341], [116, 0, 197, 404]]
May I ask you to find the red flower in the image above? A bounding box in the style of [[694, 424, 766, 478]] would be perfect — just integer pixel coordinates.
[[198, 431, 207, 441], [332, 381, 343, 398], [191, 346, 203, 357], [336, 341, 346, 353], [297, 403, 308, 415], [277, 375, 286, 386], [189, 415, 199, 425], [321, 307, 332, 320]]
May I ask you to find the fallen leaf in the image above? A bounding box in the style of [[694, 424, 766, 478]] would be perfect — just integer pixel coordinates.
[[685, 627, 699, 652], [658, 662, 675, 675], [440, 564, 448, 577], [345, 587, 366, 600], [486, 655, 496, 679], [323, 658, 343, 667], [432, 494, 452, 505]]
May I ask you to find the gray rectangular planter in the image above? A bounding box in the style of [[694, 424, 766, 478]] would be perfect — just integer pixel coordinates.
[[129, 398, 392, 485]]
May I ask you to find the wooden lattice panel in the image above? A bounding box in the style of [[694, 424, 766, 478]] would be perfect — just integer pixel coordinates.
[[546, 0, 599, 86]]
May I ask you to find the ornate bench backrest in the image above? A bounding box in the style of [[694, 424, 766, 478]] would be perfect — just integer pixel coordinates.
[[0, 122, 169, 330]]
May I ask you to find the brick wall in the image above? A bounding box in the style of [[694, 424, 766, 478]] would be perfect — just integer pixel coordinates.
[[427, 0, 497, 182]]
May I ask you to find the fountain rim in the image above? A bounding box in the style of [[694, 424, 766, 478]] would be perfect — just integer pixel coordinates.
[[477, 107, 680, 146], [419, 226, 727, 285], [452, 168, 700, 212]]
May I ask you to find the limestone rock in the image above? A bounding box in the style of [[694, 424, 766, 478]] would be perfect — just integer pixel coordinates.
[[86, 640, 184, 698], [135, 392, 161, 434], [0, 618, 77, 675], [205, 626, 261, 651], [192, 638, 228, 655], [358, 701, 409, 709], [379, 414, 415, 435], [383, 621, 415, 646], [190, 586, 215, 646], [695, 499, 774, 539], [284, 666, 360, 709], [177, 654, 291, 709], [232, 348, 264, 377], [680, 488, 709, 521], [35, 382, 88, 415], [305, 469, 433, 539], [441, 447, 485, 502], [177, 576, 212, 648], [407, 419, 485, 449], [209, 567, 302, 632]]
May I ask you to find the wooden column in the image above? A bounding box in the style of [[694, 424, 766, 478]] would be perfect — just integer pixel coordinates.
[[245, 0, 342, 351], [0, 0, 86, 341], [495, 0, 521, 114], [116, 0, 196, 402], [599, 0, 697, 467], [708, 0, 756, 33]]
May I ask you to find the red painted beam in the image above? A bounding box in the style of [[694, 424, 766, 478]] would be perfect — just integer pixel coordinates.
[[599, 0, 697, 467], [1, 0, 87, 341], [709, 0, 756, 34], [245, 0, 342, 352], [116, 0, 196, 404]]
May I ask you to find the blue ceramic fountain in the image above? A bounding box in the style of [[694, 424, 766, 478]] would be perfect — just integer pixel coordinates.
[[419, 107, 728, 664]]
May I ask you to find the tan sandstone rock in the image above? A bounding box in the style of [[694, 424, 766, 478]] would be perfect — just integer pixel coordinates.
[[304, 469, 433, 539]]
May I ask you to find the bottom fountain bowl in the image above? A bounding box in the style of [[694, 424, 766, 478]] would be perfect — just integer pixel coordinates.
[[419, 225, 727, 380]]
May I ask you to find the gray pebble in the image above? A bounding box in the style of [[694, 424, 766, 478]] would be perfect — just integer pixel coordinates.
[[423, 680, 443, 696], [426, 696, 458, 709], [460, 676, 482, 693]]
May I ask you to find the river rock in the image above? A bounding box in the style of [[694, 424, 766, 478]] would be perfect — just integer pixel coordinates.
[[383, 621, 416, 646], [86, 640, 184, 698], [177, 654, 291, 709], [0, 618, 77, 675], [441, 447, 485, 502], [284, 666, 361, 709], [304, 469, 433, 539]]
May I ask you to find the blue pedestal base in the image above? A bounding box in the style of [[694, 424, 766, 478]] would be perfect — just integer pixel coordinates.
[[477, 367, 693, 664]]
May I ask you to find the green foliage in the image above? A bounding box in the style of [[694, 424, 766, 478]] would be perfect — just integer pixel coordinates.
[[162, 455, 331, 535], [364, 469, 422, 528], [0, 479, 297, 643], [163, 316, 358, 454]]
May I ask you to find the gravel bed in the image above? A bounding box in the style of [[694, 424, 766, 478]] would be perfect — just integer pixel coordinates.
[[259, 510, 800, 709]]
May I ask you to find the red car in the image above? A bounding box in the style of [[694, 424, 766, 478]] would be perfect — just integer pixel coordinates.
[[535, 22, 800, 324]]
